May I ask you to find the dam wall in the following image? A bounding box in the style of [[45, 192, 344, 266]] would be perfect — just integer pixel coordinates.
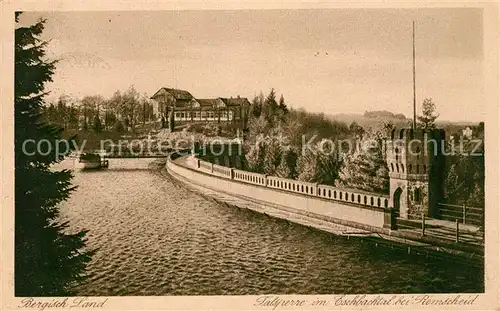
[[167, 153, 392, 231]]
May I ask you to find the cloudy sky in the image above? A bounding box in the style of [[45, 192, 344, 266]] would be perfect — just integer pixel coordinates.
[[19, 9, 484, 122]]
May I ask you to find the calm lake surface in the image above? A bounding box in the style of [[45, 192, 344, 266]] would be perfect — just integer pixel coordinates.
[[57, 158, 483, 296]]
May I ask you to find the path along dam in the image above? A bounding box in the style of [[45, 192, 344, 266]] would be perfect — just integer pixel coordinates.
[[56, 157, 483, 295]]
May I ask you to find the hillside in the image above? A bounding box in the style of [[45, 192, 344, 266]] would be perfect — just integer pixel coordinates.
[[327, 111, 479, 131]]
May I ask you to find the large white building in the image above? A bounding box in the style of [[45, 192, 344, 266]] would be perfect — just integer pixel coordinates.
[[150, 87, 250, 125]]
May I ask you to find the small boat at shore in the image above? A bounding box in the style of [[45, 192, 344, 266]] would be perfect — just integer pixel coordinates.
[[74, 152, 109, 170]]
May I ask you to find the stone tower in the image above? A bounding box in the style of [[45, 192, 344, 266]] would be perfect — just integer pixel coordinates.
[[386, 127, 445, 219]]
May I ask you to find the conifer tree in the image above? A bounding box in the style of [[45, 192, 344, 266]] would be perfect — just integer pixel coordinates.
[[417, 98, 439, 129], [335, 133, 389, 194], [296, 141, 341, 185], [15, 13, 93, 296], [276, 147, 298, 179]]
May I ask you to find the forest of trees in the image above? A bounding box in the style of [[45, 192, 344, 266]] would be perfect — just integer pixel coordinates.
[[243, 94, 485, 207], [43, 86, 155, 134], [243, 88, 391, 194]]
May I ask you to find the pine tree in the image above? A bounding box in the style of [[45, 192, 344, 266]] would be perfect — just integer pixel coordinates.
[[417, 98, 439, 129], [262, 137, 283, 176], [278, 94, 288, 114], [296, 141, 341, 185], [276, 147, 298, 179], [93, 114, 102, 134], [15, 13, 93, 296], [444, 164, 461, 203], [335, 133, 389, 194], [245, 139, 266, 173]]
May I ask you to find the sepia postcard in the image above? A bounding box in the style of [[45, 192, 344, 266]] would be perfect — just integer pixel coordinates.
[[1, 1, 499, 310]]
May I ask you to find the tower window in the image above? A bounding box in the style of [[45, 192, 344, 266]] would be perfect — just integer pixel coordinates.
[[401, 164, 405, 173], [391, 163, 395, 172], [416, 165, 420, 174], [423, 165, 427, 173], [409, 164, 412, 173], [399, 129, 405, 139], [414, 188, 421, 203], [396, 164, 399, 173]]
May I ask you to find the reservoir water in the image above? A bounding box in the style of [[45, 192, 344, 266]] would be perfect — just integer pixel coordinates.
[[57, 159, 483, 296]]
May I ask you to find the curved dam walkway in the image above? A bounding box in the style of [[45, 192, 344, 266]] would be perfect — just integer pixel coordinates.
[[166, 153, 483, 266]]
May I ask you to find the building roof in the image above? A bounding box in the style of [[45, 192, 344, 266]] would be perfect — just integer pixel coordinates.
[[219, 97, 251, 107], [150, 87, 194, 100], [196, 99, 221, 108], [150, 87, 250, 108]]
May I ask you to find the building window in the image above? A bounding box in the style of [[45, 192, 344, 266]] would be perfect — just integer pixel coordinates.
[[396, 164, 399, 173], [370, 197, 374, 205], [409, 164, 412, 173], [328, 190, 331, 198], [423, 165, 427, 173], [358, 195, 361, 203], [416, 165, 420, 174], [391, 163, 395, 172], [351, 194, 354, 201], [377, 198, 381, 207], [401, 164, 405, 173], [364, 196, 367, 204], [414, 188, 421, 203]]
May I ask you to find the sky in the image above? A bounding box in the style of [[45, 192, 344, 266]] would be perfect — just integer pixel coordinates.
[[19, 9, 484, 122]]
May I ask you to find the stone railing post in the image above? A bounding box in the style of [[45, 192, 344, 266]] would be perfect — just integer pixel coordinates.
[[384, 208, 397, 230]]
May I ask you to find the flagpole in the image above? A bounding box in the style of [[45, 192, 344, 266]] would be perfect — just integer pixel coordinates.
[[412, 21, 417, 130]]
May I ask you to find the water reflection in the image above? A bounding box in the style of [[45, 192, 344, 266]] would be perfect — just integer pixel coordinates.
[[56, 158, 483, 296]]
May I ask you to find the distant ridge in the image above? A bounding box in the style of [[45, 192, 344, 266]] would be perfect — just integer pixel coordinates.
[[326, 111, 479, 129]]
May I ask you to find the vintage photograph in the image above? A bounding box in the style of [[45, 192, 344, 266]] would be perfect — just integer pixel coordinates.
[[10, 6, 492, 303]]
